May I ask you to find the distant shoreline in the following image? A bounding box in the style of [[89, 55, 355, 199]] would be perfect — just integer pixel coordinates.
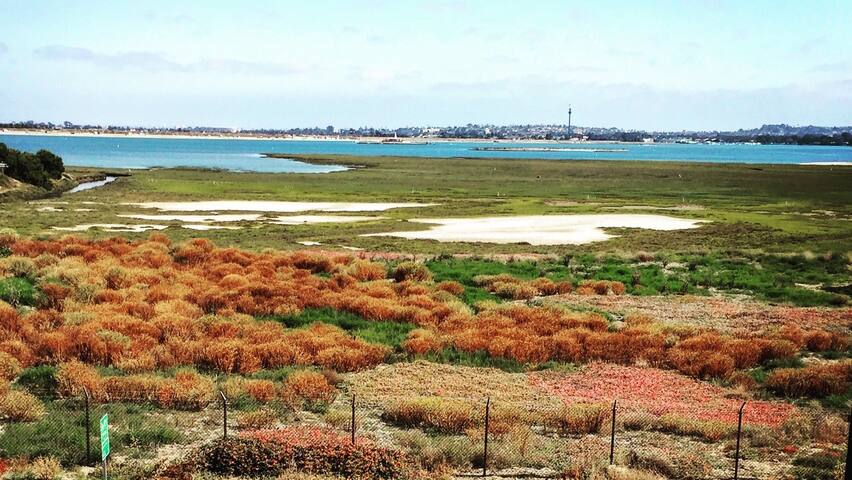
[[0, 128, 637, 145]]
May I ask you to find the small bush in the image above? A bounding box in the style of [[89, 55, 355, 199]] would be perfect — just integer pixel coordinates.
[[383, 397, 477, 434], [394, 429, 476, 471], [436, 281, 465, 297], [281, 370, 336, 410], [237, 408, 279, 430], [16, 366, 57, 396], [391, 262, 432, 282], [4, 456, 62, 480], [766, 362, 851, 398], [197, 428, 410, 480], [0, 389, 45, 422], [0, 352, 22, 380], [545, 403, 609, 434], [402, 329, 444, 355]]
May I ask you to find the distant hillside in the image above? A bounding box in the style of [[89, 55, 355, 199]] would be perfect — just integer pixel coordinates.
[[731, 124, 852, 137]]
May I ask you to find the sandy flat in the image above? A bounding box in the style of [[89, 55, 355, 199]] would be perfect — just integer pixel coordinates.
[[52, 224, 167, 233], [180, 224, 243, 231], [118, 213, 261, 222], [365, 214, 704, 245], [269, 215, 384, 225], [297, 241, 322, 246], [125, 201, 435, 212]]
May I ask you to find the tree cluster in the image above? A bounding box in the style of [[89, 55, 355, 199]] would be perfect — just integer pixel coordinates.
[[0, 143, 65, 189]]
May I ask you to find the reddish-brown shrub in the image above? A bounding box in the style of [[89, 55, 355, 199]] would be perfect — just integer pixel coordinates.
[[435, 281, 465, 297], [766, 362, 852, 398], [56, 360, 103, 398], [282, 370, 336, 408], [803, 331, 833, 352], [346, 260, 386, 281], [244, 380, 276, 403], [401, 329, 444, 355], [0, 352, 21, 381]]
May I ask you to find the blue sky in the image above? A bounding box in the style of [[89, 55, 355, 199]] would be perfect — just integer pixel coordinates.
[[1, 0, 850, 130]]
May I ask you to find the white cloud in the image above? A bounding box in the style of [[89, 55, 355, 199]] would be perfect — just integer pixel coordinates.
[[33, 45, 301, 76]]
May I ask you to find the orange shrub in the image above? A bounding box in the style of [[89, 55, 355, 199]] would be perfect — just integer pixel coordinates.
[[346, 260, 387, 281], [435, 281, 465, 297], [244, 379, 277, 403], [803, 331, 832, 352], [578, 280, 625, 295], [402, 329, 444, 355], [0, 352, 21, 381], [282, 370, 337, 408], [766, 362, 852, 398], [56, 360, 103, 398]]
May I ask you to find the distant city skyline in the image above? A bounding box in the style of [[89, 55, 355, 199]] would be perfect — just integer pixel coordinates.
[[1, 0, 850, 130]]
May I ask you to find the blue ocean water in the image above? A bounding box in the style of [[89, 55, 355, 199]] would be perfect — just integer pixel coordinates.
[[1, 134, 850, 173]]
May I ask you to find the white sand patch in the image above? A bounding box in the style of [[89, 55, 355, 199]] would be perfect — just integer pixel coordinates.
[[73, 209, 95, 212], [798, 162, 852, 166], [180, 224, 243, 231], [125, 201, 435, 213], [52, 224, 167, 233], [269, 215, 384, 225], [36, 206, 63, 212], [118, 213, 261, 222], [338, 245, 364, 251], [365, 214, 705, 246], [297, 241, 322, 246]]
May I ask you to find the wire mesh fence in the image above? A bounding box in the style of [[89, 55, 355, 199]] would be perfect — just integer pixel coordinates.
[[0, 385, 848, 479]]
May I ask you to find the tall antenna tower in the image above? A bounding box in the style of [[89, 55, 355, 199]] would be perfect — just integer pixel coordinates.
[[568, 105, 573, 136]]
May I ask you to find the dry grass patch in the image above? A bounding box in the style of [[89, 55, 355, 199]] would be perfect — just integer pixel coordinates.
[[344, 360, 560, 409]]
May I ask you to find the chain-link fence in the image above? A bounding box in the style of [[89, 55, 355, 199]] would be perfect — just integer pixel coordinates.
[[0, 385, 848, 479]]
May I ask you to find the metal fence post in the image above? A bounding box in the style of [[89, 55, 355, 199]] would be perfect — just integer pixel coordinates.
[[483, 397, 490, 478], [845, 405, 851, 480], [610, 399, 617, 465], [734, 401, 746, 480], [84, 387, 91, 465], [220, 391, 228, 438], [351, 394, 356, 445]]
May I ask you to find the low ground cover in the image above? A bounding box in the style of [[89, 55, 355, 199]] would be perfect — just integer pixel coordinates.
[[0, 235, 847, 478]]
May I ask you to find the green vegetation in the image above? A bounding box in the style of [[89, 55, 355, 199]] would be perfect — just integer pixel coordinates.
[[0, 277, 39, 306], [0, 401, 181, 466], [1, 154, 850, 255], [1, 153, 850, 305], [425, 253, 849, 306], [272, 307, 417, 349], [16, 365, 59, 397], [0, 143, 64, 189]]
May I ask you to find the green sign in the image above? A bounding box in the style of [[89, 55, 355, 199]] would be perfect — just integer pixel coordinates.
[[100, 414, 110, 460]]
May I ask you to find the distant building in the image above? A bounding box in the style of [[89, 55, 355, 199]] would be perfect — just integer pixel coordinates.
[[0, 162, 7, 175]]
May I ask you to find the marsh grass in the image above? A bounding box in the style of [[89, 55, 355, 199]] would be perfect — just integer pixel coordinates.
[[271, 307, 417, 349]]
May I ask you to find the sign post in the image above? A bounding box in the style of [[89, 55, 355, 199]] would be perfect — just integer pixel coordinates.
[[100, 414, 110, 480]]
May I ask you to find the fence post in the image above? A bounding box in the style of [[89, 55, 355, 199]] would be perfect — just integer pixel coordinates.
[[734, 401, 746, 480], [610, 399, 617, 465], [483, 397, 490, 478], [845, 405, 851, 480], [351, 394, 356, 445], [84, 387, 91, 465], [220, 391, 228, 438]]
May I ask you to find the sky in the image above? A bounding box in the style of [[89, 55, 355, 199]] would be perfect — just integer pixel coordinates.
[[1, 0, 850, 131]]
